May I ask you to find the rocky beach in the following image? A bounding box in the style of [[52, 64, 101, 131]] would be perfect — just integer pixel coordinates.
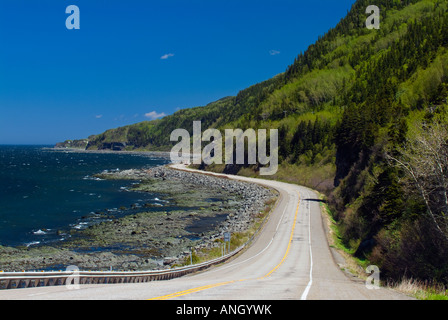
[[0, 165, 277, 272]]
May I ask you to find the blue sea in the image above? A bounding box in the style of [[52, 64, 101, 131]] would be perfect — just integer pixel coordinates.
[[0, 146, 171, 247]]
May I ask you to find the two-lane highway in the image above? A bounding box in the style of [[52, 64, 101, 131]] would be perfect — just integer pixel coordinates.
[[0, 165, 413, 300]]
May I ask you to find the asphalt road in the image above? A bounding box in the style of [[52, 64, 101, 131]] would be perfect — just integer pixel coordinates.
[[0, 165, 413, 300]]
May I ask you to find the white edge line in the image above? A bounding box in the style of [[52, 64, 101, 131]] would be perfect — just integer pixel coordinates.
[[300, 190, 313, 300]]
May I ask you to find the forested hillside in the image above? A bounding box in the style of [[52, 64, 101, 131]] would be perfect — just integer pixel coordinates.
[[59, 0, 448, 285]]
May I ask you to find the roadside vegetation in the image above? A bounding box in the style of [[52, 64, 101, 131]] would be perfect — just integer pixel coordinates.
[[321, 192, 448, 300]]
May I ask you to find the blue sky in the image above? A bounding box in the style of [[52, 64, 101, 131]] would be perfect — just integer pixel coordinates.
[[0, 0, 356, 144]]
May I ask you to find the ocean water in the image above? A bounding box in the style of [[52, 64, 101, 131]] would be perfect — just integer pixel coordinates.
[[0, 146, 171, 247]]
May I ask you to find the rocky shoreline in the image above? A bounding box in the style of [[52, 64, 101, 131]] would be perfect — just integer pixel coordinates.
[[0, 166, 276, 272]]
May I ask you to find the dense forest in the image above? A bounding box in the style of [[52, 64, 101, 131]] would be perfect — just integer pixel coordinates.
[[60, 0, 448, 285]]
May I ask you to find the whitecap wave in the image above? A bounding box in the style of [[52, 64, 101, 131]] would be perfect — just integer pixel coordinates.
[[73, 222, 88, 229], [26, 241, 40, 247]]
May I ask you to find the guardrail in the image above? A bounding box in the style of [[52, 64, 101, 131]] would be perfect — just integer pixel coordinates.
[[0, 246, 244, 290]]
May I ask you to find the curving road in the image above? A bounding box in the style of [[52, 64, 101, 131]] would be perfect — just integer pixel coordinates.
[[0, 165, 413, 300]]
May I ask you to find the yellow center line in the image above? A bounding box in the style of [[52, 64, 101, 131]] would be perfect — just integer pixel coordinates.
[[257, 192, 300, 280], [149, 281, 237, 300], [148, 192, 301, 300]]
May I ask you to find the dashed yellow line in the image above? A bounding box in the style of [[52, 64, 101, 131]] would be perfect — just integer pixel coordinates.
[[148, 192, 301, 300], [149, 280, 238, 300], [258, 192, 300, 280]]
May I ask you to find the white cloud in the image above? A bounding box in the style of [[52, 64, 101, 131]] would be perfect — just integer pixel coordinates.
[[95, 114, 103, 119], [145, 111, 167, 120], [269, 50, 281, 56], [160, 53, 175, 60]]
